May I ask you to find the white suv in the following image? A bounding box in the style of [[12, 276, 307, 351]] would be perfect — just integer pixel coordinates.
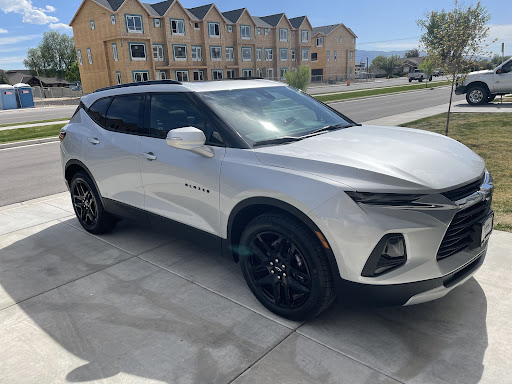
[[60, 79, 494, 320]]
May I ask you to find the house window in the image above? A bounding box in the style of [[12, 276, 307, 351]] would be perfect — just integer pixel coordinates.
[[301, 30, 309, 42], [279, 48, 288, 61], [241, 25, 251, 40], [173, 45, 187, 61], [257, 68, 263, 77], [311, 52, 317, 61], [153, 18, 161, 28], [171, 19, 185, 35], [350, 66, 353, 75], [352, 37, 355, 44], [334, 51, 337, 61], [226, 47, 234, 61], [301, 48, 309, 61], [265, 48, 273, 61], [194, 22, 199, 30], [212, 69, 223, 80], [86, 48, 92, 64], [208, 22, 220, 38], [267, 68, 274, 79], [112, 43, 118, 61], [226, 70, 235, 78], [280, 68, 288, 79], [90, 20, 95, 30], [350, 51, 353, 60], [110, 15, 116, 25], [326, 50, 330, 62], [210, 46, 222, 60], [191, 45, 202, 61], [241, 47, 252, 61], [115, 71, 121, 84], [264, 28, 269, 35], [279, 28, 288, 42], [133, 71, 149, 82], [227, 25, 232, 33], [126, 15, 143, 33], [256, 48, 262, 61], [77, 50, 83, 65], [242, 69, 253, 77], [316, 36, 323, 47], [130, 43, 147, 60], [291, 49, 296, 61], [256, 27, 261, 35], [193, 70, 204, 81], [339, 36, 343, 43], [175, 70, 189, 82], [153, 44, 164, 61]]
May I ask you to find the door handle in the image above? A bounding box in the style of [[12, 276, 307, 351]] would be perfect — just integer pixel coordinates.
[[87, 137, 100, 145], [141, 152, 157, 161]]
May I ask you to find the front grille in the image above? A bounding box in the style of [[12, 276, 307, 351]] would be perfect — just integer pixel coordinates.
[[442, 175, 485, 202], [437, 199, 492, 260]]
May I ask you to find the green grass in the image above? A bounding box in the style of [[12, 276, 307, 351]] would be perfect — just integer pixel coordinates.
[[401, 113, 512, 232], [314, 81, 451, 103], [0, 117, 71, 128], [0, 123, 66, 144]]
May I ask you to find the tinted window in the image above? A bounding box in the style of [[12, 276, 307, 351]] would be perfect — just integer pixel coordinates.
[[88, 97, 112, 126], [105, 95, 144, 134]]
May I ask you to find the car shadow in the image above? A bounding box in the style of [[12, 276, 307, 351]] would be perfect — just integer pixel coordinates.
[[0, 218, 488, 383]]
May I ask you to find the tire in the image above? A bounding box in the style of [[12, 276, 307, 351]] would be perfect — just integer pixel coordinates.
[[408, 78, 412, 82], [466, 86, 488, 105], [419, 78, 423, 82], [487, 94, 496, 103], [239, 212, 336, 320], [70, 171, 116, 234], [429, 76, 433, 81]]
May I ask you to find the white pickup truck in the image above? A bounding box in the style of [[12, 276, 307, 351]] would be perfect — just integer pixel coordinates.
[[408, 69, 432, 82], [455, 58, 512, 105]]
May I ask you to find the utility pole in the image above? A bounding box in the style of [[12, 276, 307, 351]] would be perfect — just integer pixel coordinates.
[[367, 57, 369, 82], [502, 43, 505, 63]]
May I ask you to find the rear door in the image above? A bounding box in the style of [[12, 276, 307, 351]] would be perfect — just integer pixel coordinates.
[[139, 93, 226, 236], [83, 94, 145, 209]]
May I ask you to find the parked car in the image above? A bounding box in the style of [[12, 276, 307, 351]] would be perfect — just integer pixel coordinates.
[[455, 58, 512, 105], [408, 69, 432, 82], [433, 69, 445, 77], [60, 79, 494, 320]]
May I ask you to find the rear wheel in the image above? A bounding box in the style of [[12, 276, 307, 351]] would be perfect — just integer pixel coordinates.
[[419, 78, 423, 82], [408, 78, 412, 82], [239, 212, 336, 320], [466, 86, 488, 105], [487, 94, 496, 103], [70, 171, 116, 234]]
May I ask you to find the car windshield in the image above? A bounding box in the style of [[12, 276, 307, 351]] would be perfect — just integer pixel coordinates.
[[200, 86, 354, 146]]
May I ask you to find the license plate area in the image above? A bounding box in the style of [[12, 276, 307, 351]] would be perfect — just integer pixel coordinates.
[[470, 211, 493, 248]]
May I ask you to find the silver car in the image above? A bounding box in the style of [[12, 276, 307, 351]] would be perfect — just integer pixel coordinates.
[[60, 79, 494, 320]]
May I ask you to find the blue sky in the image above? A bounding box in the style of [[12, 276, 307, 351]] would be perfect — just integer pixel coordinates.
[[0, 0, 511, 70]]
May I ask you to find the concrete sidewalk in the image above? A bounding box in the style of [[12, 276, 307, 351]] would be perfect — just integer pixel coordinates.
[[0, 192, 511, 383]]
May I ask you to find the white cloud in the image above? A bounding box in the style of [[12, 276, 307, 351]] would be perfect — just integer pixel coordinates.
[[49, 23, 71, 30], [0, 0, 58, 24], [0, 28, 7, 33], [0, 34, 40, 46], [485, 24, 512, 56]]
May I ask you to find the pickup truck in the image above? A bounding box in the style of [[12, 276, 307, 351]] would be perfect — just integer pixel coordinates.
[[455, 58, 512, 105], [408, 69, 432, 82]]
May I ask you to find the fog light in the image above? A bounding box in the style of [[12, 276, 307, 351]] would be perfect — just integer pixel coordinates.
[[362, 234, 407, 277]]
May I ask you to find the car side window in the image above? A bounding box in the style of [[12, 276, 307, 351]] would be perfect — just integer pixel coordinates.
[[149, 93, 223, 145], [105, 95, 144, 134], [502, 61, 512, 73], [88, 97, 112, 126]]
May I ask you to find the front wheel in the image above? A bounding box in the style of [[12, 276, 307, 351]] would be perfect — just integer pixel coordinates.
[[466, 86, 488, 105], [239, 212, 336, 320]]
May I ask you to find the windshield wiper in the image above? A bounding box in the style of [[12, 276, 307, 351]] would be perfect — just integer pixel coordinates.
[[253, 136, 304, 147], [308, 123, 360, 136]]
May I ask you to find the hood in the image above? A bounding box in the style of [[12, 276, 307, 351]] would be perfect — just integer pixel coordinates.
[[465, 70, 494, 82], [253, 125, 485, 193]]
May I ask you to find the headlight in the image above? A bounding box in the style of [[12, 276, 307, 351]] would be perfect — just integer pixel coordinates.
[[345, 191, 427, 206]]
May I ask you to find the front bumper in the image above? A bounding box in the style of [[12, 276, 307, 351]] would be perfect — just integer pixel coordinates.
[[455, 85, 467, 95]]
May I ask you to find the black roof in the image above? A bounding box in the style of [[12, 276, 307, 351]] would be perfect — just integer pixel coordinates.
[[259, 13, 284, 27], [150, 0, 174, 15], [222, 8, 245, 23], [187, 3, 214, 20], [289, 16, 306, 29]]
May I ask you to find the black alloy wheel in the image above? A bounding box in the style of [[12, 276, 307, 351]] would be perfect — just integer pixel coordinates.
[[72, 179, 98, 227]]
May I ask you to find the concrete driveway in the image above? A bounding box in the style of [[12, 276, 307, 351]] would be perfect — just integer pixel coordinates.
[[0, 193, 510, 384]]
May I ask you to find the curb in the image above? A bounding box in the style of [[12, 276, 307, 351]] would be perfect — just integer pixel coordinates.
[[0, 136, 59, 150]]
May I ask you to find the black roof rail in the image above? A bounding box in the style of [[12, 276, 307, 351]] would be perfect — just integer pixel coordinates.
[[227, 77, 265, 80], [94, 79, 182, 93]]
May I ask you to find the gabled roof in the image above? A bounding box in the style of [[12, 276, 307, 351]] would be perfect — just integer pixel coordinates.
[[258, 13, 284, 27], [146, 0, 174, 15], [312, 24, 340, 36], [288, 16, 305, 29], [187, 3, 213, 20], [252, 16, 272, 28], [93, 0, 126, 11], [142, 3, 159, 16], [222, 8, 245, 23]]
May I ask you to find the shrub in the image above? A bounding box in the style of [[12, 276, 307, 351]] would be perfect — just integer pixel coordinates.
[[284, 65, 311, 91]]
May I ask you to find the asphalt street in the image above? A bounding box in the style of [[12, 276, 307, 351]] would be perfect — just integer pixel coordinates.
[[0, 88, 465, 206], [0, 105, 77, 125]]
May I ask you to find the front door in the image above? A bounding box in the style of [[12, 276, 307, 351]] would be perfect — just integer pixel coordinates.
[[494, 59, 512, 93], [139, 93, 226, 236]]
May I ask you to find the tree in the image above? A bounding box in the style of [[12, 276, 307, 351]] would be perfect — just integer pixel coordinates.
[[0, 70, 9, 84], [418, 58, 435, 87], [370, 55, 402, 77], [284, 65, 311, 91], [23, 32, 76, 78], [418, 1, 491, 136], [405, 48, 420, 58], [491, 53, 511, 67], [65, 62, 81, 83]]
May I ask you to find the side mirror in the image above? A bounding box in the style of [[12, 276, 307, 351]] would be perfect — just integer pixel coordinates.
[[166, 127, 214, 158], [496, 68, 503, 74]]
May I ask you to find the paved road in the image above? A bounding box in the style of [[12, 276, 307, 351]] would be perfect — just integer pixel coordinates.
[[0, 89, 464, 207], [0, 106, 76, 125]]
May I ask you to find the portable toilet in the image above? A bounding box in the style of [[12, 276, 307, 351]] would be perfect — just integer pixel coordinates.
[[14, 83, 35, 108], [0, 84, 17, 110]]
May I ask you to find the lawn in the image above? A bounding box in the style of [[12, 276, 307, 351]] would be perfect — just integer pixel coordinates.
[[401, 113, 512, 232], [314, 81, 451, 103], [0, 117, 71, 128], [0, 123, 66, 144]]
